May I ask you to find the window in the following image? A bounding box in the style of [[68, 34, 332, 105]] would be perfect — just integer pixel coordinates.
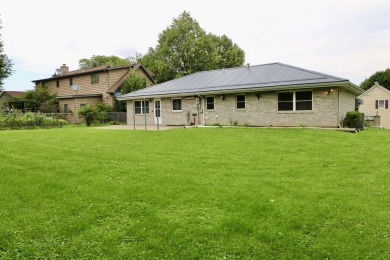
[[296, 91, 312, 110], [172, 99, 182, 111], [56, 80, 60, 88], [91, 74, 99, 84], [69, 78, 73, 86], [64, 104, 69, 113], [206, 96, 214, 110], [236, 94, 246, 109], [278, 91, 312, 111], [376, 99, 389, 109], [134, 100, 149, 114]]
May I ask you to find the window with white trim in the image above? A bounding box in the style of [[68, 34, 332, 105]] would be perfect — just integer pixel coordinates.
[[278, 90, 312, 111], [236, 94, 246, 109], [134, 100, 149, 114], [376, 99, 388, 109], [206, 96, 214, 110], [172, 99, 182, 111]]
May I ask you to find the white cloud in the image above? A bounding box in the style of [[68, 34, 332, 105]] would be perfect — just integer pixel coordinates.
[[1, 0, 390, 90]]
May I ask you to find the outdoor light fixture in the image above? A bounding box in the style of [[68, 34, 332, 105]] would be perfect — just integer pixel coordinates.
[[255, 93, 261, 100], [221, 94, 225, 100]]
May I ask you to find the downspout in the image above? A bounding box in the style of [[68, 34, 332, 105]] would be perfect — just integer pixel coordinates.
[[132, 100, 136, 130], [337, 89, 343, 127], [144, 98, 147, 131]]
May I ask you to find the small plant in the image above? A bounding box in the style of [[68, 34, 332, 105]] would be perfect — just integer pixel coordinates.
[[342, 111, 362, 128], [78, 105, 98, 126], [299, 123, 306, 129]]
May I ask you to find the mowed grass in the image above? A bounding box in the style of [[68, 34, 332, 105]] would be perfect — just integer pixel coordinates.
[[0, 127, 389, 259]]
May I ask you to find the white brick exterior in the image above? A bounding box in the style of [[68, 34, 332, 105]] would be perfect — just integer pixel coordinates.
[[126, 87, 357, 128]]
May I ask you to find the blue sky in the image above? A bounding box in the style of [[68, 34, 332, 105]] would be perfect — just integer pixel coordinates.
[[1, 0, 390, 91]]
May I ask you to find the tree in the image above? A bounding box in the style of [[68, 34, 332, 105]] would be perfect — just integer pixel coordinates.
[[121, 72, 147, 94], [79, 55, 130, 69], [138, 11, 245, 83], [360, 68, 390, 91], [24, 85, 59, 112], [114, 72, 147, 112], [78, 103, 112, 126], [0, 16, 13, 90]]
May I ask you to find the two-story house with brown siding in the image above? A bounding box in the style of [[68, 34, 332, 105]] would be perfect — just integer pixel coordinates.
[[32, 63, 154, 122]]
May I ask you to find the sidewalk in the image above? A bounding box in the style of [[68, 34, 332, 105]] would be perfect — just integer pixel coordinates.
[[95, 124, 186, 131]]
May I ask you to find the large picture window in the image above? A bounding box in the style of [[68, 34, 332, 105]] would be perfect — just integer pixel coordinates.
[[172, 99, 182, 111], [206, 96, 214, 110], [236, 94, 246, 109], [134, 100, 149, 114], [278, 91, 312, 111]]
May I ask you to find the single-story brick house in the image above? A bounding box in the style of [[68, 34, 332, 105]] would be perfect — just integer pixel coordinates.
[[358, 82, 390, 128], [118, 63, 363, 128]]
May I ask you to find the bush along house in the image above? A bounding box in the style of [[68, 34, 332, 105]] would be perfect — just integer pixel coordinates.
[[32, 63, 155, 123], [118, 63, 363, 128]]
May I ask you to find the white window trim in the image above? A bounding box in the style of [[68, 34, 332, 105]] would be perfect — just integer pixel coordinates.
[[277, 90, 313, 112], [236, 94, 246, 110], [378, 100, 386, 109], [206, 96, 215, 111], [172, 98, 182, 112]]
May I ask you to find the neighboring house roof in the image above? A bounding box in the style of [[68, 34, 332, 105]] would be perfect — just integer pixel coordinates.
[[358, 83, 390, 98], [0, 91, 25, 99], [32, 64, 155, 84], [119, 62, 362, 99]]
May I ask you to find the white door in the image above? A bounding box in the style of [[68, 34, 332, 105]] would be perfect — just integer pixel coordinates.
[[154, 100, 162, 124]]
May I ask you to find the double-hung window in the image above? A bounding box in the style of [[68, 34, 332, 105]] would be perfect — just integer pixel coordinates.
[[278, 90, 312, 111], [134, 100, 149, 114], [172, 99, 182, 111], [206, 96, 214, 110], [91, 74, 99, 84], [376, 99, 389, 109], [236, 94, 246, 109]]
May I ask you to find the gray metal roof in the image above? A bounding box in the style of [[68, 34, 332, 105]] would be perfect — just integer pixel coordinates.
[[119, 62, 362, 99]]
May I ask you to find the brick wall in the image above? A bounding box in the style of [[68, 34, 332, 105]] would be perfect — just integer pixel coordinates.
[[126, 88, 357, 128]]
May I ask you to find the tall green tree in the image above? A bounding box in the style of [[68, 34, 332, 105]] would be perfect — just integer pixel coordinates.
[[79, 55, 130, 69], [360, 68, 390, 90], [0, 16, 13, 91], [138, 11, 245, 83], [24, 85, 58, 112]]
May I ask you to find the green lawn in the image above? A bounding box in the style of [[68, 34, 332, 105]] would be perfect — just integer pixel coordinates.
[[0, 127, 389, 259]]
